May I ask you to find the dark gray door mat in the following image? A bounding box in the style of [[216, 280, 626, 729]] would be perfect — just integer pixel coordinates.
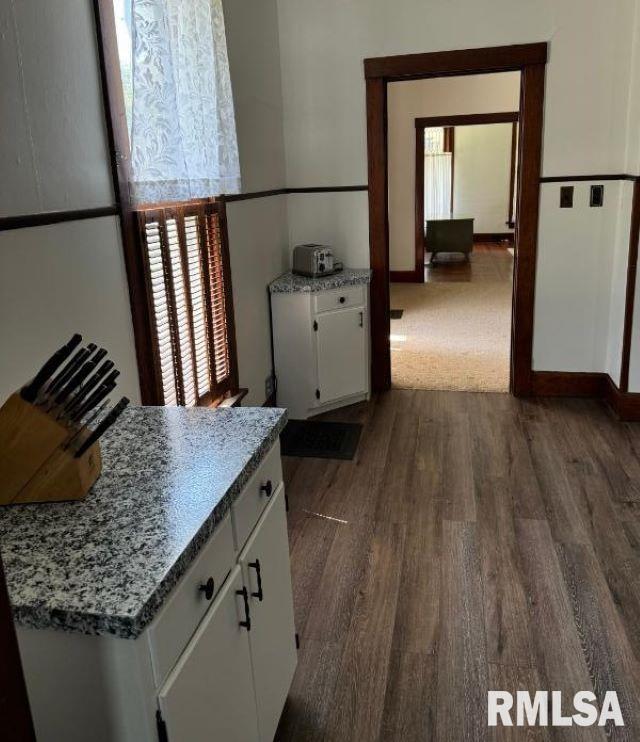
[[390, 309, 404, 319], [280, 420, 363, 460]]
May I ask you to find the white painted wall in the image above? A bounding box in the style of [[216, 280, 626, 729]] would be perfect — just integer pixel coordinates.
[[0, 0, 114, 216], [223, 0, 286, 194], [387, 74, 519, 271], [276, 0, 638, 375], [286, 191, 370, 268], [623, 2, 640, 392], [452, 124, 514, 234], [0, 0, 140, 404], [223, 0, 289, 406], [226, 197, 288, 405], [277, 0, 635, 183], [533, 181, 625, 374], [0, 218, 140, 403]]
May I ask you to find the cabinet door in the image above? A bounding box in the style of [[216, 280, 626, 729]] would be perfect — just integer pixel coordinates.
[[158, 566, 259, 742], [239, 485, 297, 742], [315, 306, 367, 405]]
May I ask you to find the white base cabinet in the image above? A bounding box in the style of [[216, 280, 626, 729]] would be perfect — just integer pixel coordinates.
[[17, 441, 296, 742], [271, 283, 371, 419], [239, 485, 297, 742], [158, 566, 260, 742]]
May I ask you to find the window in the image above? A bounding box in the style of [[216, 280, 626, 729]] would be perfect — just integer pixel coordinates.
[[114, 0, 241, 204], [424, 127, 454, 220], [137, 200, 237, 406], [95, 0, 241, 405]]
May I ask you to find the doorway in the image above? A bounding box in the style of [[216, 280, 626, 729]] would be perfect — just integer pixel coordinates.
[[365, 43, 547, 396], [389, 104, 519, 392]]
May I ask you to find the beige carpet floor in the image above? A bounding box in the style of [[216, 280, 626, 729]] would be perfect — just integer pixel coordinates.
[[390, 257, 512, 392]]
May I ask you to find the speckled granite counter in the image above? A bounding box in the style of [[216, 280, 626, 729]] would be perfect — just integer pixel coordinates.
[[0, 406, 287, 639], [269, 268, 372, 294]]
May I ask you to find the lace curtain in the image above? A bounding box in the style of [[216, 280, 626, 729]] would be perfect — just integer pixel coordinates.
[[422, 128, 452, 222], [127, 0, 241, 204], [425, 159, 452, 223], [424, 126, 445, 154]]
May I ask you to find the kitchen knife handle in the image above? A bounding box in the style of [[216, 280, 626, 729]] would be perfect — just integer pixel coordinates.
[[74, 397, 130, 458], [20, 334, 82, 402], [65, 360, 115, 414], [71, 376, 118, 423], [54, 349, 107, 405], [47, 344, 97, 396]]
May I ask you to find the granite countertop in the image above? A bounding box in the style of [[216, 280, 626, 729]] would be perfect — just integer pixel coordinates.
[[269, 268, 372, 294], [0, 406, 287, 639]]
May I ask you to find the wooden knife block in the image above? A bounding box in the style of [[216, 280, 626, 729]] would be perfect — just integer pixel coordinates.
[[0, 392, 101, 506]]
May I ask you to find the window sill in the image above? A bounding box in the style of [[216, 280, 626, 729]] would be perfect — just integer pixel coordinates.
[[215, 388, 248, 409]]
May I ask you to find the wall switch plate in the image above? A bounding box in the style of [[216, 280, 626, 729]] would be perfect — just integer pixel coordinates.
[[560, 185, 574, 208], [590, 184, 604, 207]]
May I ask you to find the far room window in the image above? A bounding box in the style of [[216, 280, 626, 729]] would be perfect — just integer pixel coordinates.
[[424, 127, 454, 221], [97, 0, 241, 406]]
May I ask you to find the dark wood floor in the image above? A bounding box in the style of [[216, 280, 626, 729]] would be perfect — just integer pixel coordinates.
[[425, 242, 513, 283], [275, 390, 640, 741]]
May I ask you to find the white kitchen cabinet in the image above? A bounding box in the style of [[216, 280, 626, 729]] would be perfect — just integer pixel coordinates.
[[158, 566, 259, 742], [270, 272, 371, 419], [316, 305, 368, 407], [16, 439, 297, 742], [239, 485, 297, 742]]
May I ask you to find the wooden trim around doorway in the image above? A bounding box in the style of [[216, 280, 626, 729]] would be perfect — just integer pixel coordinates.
[[365, 43, 547, 395], [620, 180, 640, 391], [365, 43, 547, 80], [415, 111, 519, 283], [507, 121, 518, 228], [414, 111, 519, 129]]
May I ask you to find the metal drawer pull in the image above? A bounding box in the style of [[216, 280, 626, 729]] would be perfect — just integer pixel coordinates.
[[359, 311, 363, 327], [260, 480, 273, 497], [237, 586, 251, 631], [249, 559, 264, 601], [339, 296, 346, 304], [199, 577, 215, 601]]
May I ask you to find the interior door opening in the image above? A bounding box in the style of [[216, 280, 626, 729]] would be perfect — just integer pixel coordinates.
[[365, 43, 547, 397], [388, 94, 521, 393]]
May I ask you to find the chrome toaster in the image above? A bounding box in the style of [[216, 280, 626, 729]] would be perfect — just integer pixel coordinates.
[[292, 244, 342, 278]]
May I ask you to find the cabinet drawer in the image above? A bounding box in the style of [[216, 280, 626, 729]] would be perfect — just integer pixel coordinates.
[[313, 286, 365, 314], [148, 514, 235, 687], [231, 441, 283, 551]]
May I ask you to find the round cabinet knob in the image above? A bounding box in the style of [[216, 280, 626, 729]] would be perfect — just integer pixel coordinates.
[[339, 296, 346, 304], [199, 577, 215, 601], [260, 480, 273, 497]]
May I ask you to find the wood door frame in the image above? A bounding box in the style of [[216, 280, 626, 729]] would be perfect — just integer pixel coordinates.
[[415, 111, 519, 282], [507, 120, 519, 229], [365, 42, 547, 395]]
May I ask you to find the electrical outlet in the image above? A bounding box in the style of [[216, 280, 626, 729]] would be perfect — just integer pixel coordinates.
[[265, 374, 275, 402], [590, 184, 604, 207], [560, 185, 574, 208]]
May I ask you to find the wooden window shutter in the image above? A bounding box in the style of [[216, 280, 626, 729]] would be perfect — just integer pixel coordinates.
[[136, 200, 238, 406]]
